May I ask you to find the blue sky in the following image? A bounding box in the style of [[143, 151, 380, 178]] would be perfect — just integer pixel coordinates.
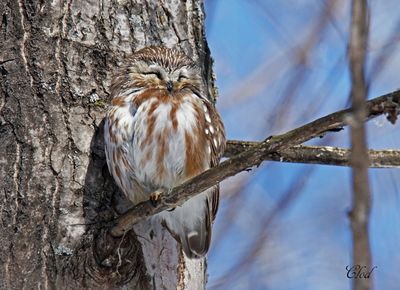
[[204, 1, 400, 290]]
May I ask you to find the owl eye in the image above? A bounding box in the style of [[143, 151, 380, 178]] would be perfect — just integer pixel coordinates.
[[178, 74, 188, 81], [143, 71, 163, 79]]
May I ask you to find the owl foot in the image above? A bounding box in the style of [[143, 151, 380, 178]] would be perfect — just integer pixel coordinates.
[[149, 189, 163, 207]]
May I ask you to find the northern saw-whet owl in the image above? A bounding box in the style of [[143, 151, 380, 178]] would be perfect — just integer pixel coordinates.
[[104, 46, 225, 258]]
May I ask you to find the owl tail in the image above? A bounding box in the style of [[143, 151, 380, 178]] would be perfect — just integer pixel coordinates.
[[159, 191, 212, 259]]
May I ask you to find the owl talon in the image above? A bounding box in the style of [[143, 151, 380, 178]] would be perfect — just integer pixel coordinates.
[[149, 190, 162, 207]]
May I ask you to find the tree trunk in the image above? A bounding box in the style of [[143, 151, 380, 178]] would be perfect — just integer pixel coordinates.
[[0, 0, 214, 289]]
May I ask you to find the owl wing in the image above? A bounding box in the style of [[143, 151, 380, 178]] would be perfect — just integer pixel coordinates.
[[159, 100, 226, 259], [204, 100, 226, 245], [188, 100, 225, 257], [204, 100, 226, 219], [104, 85, 148, 205]]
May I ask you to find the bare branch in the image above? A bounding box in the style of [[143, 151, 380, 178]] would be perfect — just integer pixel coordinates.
[[109, 90, 400, 237], [225, 142, 400, 168], [348, 1, 371, 290]]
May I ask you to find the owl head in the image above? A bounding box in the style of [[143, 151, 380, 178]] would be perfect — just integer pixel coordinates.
[[118, 46, 204, 98]]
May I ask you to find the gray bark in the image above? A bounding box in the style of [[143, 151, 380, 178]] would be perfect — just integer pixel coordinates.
[[0, 0, 213, 289]]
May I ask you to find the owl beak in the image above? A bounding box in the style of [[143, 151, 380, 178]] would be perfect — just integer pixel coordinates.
[[166, 81, 173, 93]]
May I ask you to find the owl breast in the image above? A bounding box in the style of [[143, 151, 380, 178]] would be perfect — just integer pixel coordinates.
[[104, 46, 226, 258], [131, 93, 210, 192]]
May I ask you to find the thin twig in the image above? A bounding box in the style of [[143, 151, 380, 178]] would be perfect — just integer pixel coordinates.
[[109, 90, 400, 237], [349, 1, 371, 290], [224, 142, 400, 168]]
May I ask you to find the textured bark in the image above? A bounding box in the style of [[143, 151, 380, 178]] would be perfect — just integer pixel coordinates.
[[0, 0, 212, 289], [225, 142, 400, 168]]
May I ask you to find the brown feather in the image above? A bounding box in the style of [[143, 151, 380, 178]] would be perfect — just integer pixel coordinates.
[[104, 46, 226, 258]]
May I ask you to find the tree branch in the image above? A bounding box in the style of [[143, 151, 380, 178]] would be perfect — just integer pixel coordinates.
[[224, 142, 400, 168], [348, 1, 371, 290], [110, 89, 400, 237]]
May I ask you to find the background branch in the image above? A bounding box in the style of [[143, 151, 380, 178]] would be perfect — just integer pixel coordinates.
[[225, 142, 400, 168], [110, 90, 400, 237], [349, 1, 372, 290]]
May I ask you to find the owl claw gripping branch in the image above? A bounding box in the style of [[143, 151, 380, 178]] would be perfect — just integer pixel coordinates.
[[104, 46, 226, 258], [149, 189, 162, 207]]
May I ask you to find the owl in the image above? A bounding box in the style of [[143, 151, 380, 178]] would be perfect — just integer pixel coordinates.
[[104, 46, 225, 258]]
